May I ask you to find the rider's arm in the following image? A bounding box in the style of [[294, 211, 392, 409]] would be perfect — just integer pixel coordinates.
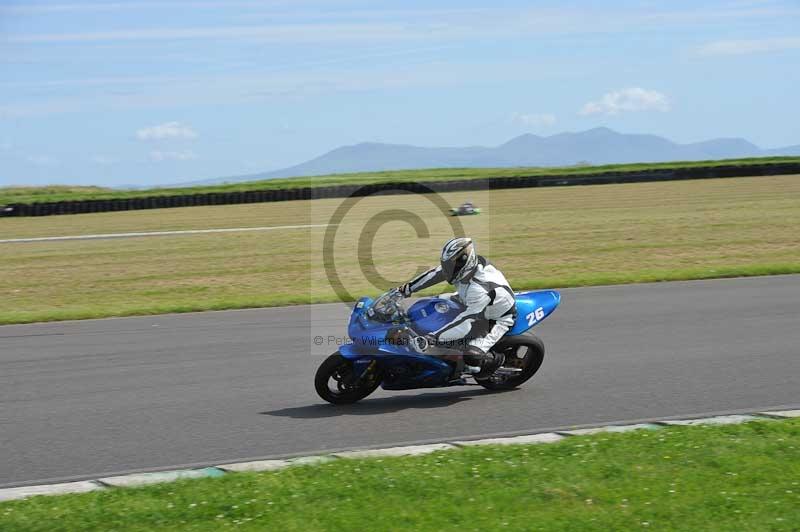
[[398, 265, 446, 296]]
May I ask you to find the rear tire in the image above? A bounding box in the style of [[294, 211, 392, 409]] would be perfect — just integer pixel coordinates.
[[315, 353, 381, 405], [476, 333, 545, 391]]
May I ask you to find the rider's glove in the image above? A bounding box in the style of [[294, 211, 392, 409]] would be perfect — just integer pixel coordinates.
[[397, 283, 412, 297]]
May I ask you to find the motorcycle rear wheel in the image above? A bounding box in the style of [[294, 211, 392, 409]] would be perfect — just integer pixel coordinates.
[[315, 352, 382, 404], [476, 333, 545, 391]]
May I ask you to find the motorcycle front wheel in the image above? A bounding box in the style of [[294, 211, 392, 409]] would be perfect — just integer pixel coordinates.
[[315, 352, 382, 404], [476, 333, 545, 391]]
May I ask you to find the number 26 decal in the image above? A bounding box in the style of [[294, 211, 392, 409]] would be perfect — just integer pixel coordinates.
[[526, 307, 545, 326]]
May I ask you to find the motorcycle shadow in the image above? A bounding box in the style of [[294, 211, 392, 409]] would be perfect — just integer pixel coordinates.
[[261, 387, 506, 419]]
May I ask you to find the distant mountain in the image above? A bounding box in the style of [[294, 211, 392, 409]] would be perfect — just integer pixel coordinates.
[[185, 127, 800, 186], [763, 144, 800, 156]]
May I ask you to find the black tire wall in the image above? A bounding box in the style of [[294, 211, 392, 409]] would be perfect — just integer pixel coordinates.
[[2, 162, 798, 217]]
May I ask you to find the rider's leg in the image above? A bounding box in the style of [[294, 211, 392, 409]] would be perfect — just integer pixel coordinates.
[[435, 319, 510, 375], [427, 321, 472, 377], [464, 322, 510, 376]]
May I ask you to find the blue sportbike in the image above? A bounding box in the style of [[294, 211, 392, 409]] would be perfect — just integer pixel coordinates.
[[315, 288, 561, 404]]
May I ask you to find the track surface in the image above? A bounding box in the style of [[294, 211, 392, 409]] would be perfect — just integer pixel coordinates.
[[2, 275, 799, 487]]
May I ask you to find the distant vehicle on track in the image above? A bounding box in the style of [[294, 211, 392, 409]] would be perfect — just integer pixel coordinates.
[[449, 201, 481, 216]]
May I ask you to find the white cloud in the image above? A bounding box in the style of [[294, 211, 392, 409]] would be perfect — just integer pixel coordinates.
[[2, 2, 282, 14], [0, 58, 566, 119], [580, 88, 669, 115], [149, 150, 197, 162], [25, 155, 57, 166], [136, 121, 197, 140], [510, 112, 556, 127], [6, 22, 438, 45], [7, 4, 795, 48], [698, 37, 800, 56]]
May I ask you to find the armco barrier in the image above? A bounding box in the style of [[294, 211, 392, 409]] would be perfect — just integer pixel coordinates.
[[1, 162, 798, 217]]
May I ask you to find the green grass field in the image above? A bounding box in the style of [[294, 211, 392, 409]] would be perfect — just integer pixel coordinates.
[[1, 419, 798, 531], [1, 174, 799, 325], [1, 156, 798, 205]]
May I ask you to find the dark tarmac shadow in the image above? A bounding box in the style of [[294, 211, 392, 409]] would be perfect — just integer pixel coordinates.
[[260, 387, 515, 418]]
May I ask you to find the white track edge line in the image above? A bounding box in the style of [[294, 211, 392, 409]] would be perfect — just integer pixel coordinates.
[[0, 224, 333, 244]]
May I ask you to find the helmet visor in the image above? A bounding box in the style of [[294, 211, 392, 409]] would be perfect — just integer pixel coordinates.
[[442, 250, 469, 283]]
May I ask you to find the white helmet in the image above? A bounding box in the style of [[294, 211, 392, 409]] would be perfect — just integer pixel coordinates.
[[441, 237, 478, 284]]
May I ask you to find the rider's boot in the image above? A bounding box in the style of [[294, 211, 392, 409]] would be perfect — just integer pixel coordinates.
[[464, 346, 504, 378]]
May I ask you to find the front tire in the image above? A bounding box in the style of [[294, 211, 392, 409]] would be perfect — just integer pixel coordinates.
[[315, 353, 382, 404], [476, 333, 545, 391]]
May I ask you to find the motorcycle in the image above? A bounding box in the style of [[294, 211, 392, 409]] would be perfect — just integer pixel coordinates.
[[449, 202, 481, 216], [315, 288, 561, 404]]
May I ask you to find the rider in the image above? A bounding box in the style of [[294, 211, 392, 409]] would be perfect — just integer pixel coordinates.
[[396, 237, 516, 376]]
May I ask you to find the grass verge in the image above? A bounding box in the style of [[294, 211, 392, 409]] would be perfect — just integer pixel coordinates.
[[2, 419, 798, 531], [1, 264, 798, 325], [1, 156, 798, 205], [1, 174, 799, 325]]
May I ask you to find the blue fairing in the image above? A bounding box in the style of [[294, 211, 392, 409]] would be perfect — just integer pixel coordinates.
[[338, 291, 560, 390], [404, 290, 561, 337], [508, 290, 561, 335], [344, 297, 405, 355], [406, 297, 464, 335]]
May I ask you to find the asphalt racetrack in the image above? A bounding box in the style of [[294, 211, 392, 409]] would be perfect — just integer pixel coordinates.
[[2, 275, 799, 487]]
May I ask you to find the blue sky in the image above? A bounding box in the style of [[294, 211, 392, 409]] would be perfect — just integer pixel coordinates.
[[1, 0, 798, 187]]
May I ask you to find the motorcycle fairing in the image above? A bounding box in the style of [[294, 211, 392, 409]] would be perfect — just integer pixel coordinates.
[[507, 290, 561, 336], [342, 297, 454, 388], [337, 290, 560, 388], [402, 290, 561, 337], [338, 343, 452, 390]]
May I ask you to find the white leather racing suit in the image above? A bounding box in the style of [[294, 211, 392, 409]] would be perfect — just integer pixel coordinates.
[[401, 256, 516, 353]]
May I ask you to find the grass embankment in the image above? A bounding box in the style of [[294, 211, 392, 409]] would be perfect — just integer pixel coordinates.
[[1, 174, 799, 324], [2, 419, 798, 531], [2, 156, 798, 205]]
